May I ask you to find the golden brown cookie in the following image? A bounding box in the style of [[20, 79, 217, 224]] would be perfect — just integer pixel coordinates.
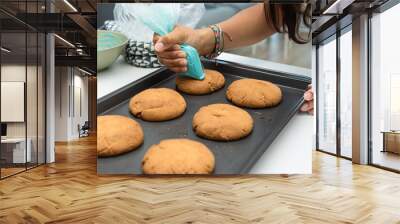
[[97, 115, 144, 157], [142, 139, 215, 174], [226, 78, 282, 108], [129, 88, 186, 121], [176, 69, 225, 95], [192, 104, 253, 141]]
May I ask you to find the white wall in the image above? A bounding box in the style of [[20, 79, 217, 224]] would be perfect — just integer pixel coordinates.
[[72, 73, 89, 138], [1, 65, 26, 138], [1, 63, 46, 164], [1, 65, 36, 138], [54, 67, 89, 141], [54, 66, 69, 141], [1, 82, 24, 124]]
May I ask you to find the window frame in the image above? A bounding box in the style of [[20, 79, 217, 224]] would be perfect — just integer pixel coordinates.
[[315, 0, 400, 173], [0, 1, 48, 180], [315, 24, 353, 161], [367, 1, 400, 173]]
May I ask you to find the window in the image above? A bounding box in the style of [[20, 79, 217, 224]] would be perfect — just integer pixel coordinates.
[[339, 29, 352, 158], [317, 36, 337, 155], [390, 74, 400, 130], [316, 26, 353, 159], [370, 2, 400, 171]]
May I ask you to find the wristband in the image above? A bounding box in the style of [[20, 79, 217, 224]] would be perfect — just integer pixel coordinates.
[[206, 25, 224, 59]]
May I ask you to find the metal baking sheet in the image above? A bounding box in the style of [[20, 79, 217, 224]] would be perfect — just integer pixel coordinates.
[[97, 59, 311, 174]]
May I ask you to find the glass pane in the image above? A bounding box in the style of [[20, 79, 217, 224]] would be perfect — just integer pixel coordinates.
[[1, 31, 27, 177], [340, 30, 352, 158], [318, 37, 337, 154], [27, 31, 38, 169], [0, 0, 46, 178], [38, 33, 45, 165], [371, 3, 400, 171]]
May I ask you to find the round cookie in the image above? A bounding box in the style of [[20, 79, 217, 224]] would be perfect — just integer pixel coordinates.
[[192, 104, 253, 141], [97, 115, 144, 157], [142, 139, 215, 174], [129, 88, 186, 121], [226, 78, 282, 108], [176, 69, 225, 95]]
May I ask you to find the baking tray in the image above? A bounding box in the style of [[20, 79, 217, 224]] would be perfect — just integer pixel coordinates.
[[97, 59, 311, 174]]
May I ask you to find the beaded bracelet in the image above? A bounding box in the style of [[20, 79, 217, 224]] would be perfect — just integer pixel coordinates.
[[206, 24, 224, 59]]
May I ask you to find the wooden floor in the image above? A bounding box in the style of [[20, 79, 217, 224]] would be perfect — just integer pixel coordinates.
[[1, 163, 46, 178], [1, 167, 26, 178], [0, 135, 400, 224], [372, 150, 400, 171]]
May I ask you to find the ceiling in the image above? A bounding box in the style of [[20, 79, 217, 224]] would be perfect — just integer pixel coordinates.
[[312, 0, 391, 44], [0, 0, 96, 73]]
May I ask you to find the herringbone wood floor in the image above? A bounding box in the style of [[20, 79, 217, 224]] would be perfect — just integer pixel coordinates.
[[0, 135, 399, 224]]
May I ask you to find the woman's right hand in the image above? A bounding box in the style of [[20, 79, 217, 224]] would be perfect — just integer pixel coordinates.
[[153, 26, 196, 73], [153, 26, 214, 73]]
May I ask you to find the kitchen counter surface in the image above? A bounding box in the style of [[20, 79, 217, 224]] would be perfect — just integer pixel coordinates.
[[98, 53, 312, 174]]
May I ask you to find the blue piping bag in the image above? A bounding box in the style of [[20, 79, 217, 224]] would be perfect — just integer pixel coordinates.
[[131, 4, 205, 80]]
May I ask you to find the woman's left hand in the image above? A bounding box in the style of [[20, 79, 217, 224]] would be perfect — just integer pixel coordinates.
[[300, 84, 314, 115]]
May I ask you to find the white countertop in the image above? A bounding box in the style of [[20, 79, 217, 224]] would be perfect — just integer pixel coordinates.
[[98, 53, 312, 174]]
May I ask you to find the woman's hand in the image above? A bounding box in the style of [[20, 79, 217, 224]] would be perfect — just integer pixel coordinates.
[[300, 84, 314, 115], [153, 26, 214, 73]]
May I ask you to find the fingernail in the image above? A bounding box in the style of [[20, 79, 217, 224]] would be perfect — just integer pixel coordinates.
[[154, 42, 164, 52], [179, 52, 186, 58], [181, 60, 187, 66], [182, 67, 187, 72]]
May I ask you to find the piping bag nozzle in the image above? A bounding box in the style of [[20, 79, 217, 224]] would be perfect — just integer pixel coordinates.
[[180, 44, 205, 80]]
